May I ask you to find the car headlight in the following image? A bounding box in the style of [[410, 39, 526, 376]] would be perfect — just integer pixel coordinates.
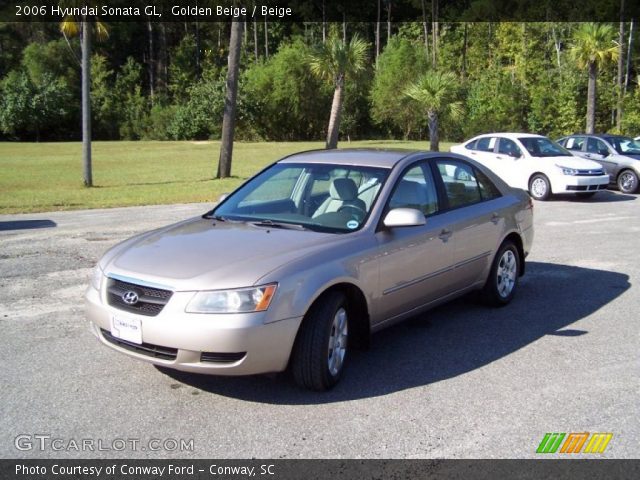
[[186, 284, 277, 313], [90, 264, 104, 291], [557, 165, 579, 176]]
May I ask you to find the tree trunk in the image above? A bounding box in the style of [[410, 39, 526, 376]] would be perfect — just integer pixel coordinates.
[[253, 20, 258, 61], [586, 61, 597, 134], [624, 20, 634, 94], [427, 110, 439, 152], [431, 1, 439, 67], [81, 19, 92, 187], [322, 0, 326, 43], [342, 13, 346, 43], [157, 22, 168, 92], [147, 19, 155, 102], [421, 0, 429, 59], [264, 18, 269, 58], [387, 2, 391, 42], [376, 0, 381, 61], [462, 23, 468, 79], [326, 76, 344, 150], [217, 21, 243, 179], [616, 2, 625, 130]]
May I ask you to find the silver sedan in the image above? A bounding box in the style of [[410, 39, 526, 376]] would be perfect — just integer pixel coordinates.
[[85, 149, 534, 390]]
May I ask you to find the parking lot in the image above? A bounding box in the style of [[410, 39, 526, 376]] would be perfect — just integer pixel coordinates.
[[1, 191, 638, 459]]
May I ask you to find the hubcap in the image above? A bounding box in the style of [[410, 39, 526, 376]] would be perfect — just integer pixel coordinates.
[[531, 178, 547, 198], [496, 250, 517, 298], [620, 172, 637, 192], [327, 308, 348, 376]]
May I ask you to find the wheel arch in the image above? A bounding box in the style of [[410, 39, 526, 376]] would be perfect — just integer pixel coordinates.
[[502, 231, 526, 276]]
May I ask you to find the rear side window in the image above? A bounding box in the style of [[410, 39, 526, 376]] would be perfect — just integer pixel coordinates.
[[564, 136, 585, 151], [434, 160, 482, 209], [475, 137, 497, 152], [475, 169, 502, 201]]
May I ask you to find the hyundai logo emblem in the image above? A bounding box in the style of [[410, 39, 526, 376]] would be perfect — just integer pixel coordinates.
[[122, 290, 139, 305]]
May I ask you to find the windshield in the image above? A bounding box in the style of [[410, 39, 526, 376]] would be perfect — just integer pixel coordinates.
[[518, 137, 572, 157], [605, 136, 640, 155], [208, 163, 390, 233]]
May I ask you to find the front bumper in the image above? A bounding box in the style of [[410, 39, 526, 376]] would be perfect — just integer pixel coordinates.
[[85, 285, 302, 376], [551, 174, 610, 194]]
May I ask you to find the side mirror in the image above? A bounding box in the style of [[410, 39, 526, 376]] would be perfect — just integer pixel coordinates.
[[383, 208, 426, 228], [508, 151, 521, 159], [599, 150, 609, 157], [218, 193, 228, 203]]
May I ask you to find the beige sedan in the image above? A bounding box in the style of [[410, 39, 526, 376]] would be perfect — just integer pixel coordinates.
[[86, 149, 534, 390]]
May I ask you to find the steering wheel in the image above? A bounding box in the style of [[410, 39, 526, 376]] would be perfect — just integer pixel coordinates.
[[337, 204, 367, 219]]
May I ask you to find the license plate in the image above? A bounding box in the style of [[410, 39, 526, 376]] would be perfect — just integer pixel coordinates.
[[110, 315, 142, 345]]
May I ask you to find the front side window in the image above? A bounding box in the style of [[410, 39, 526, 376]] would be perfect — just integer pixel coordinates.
[[212, 163, 390, 233], [586, 138, 610, 155], [518, 137, 572, 157], [497, 138, 523, 157], [388, 164, 439, 216]]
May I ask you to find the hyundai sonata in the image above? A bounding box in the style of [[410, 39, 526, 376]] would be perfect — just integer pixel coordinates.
[[86, 149, 534, 390]]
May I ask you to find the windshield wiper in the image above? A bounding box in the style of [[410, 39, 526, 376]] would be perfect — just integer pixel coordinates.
[[203, 213, 227, 221], [250, 220, 309, 231]]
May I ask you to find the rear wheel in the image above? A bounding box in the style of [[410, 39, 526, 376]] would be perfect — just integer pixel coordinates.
[[529, 174, 551, 201], [617, 169, 639, 194], [482, 241, 520, 306], [291, 291, 349, 391]]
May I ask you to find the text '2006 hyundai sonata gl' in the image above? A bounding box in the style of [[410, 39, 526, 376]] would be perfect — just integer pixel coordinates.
[[86, 149, 534, 391]]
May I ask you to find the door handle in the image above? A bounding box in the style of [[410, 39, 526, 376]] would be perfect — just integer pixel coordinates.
[[438, 229, 452, 241], [491, 213, 501, 225]]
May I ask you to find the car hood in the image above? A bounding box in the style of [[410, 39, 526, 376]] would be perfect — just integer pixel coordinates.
[[548, 156, 603, 170], [104, 217, 340, 291], [619, 153, 640, 161]]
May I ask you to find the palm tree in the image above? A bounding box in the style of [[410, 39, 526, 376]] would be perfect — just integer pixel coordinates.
[[570, 23, 618, 134], [217, 21, 243, 179], [60, 13, 108, 187], [309, 33, 368, 149], [405, 71, 463, 152]]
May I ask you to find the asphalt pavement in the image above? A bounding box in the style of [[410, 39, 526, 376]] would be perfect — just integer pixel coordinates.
[[1, 191, 638, 459]]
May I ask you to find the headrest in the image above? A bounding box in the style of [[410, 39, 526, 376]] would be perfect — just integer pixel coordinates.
[[330, 178, 358, 201]]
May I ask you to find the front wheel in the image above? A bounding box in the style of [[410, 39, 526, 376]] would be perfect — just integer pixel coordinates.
[[529, 174, 551, 201], [291, 291, 349, 391], [617, 169, 639, 194], [482, 241, 520, 306]]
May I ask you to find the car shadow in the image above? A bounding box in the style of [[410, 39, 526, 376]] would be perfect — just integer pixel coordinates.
[[0, 219, 57, 231], [559, 190, 636, 202], [158, 261, 629, 404]]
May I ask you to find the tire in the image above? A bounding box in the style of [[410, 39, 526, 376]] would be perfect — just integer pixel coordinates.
[[529, 174, 551, 201], [575, 192, 597, 199], [291, 291, 349, 391], [482, 241, 520, 307], [617, 169, 639, 194]]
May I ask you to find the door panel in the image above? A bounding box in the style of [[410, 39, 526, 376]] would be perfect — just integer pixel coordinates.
[[374, 162, 454, 322], [433, 159, 504, 290]]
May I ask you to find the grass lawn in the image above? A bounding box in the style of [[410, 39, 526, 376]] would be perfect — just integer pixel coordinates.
[[0, 140, 453, 214]]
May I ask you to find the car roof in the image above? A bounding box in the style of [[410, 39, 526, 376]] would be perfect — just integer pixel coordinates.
[[566, 133, 629, 139], [471, 132, 545, 140], [278, 148, 419, 168]]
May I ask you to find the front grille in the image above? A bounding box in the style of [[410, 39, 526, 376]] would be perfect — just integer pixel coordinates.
[[567, 184, 608, 191], [101, 329, 177, 360], [200, 352, 246, 363], [107, 278, 173, 317], [575, 169, 605, 176]]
